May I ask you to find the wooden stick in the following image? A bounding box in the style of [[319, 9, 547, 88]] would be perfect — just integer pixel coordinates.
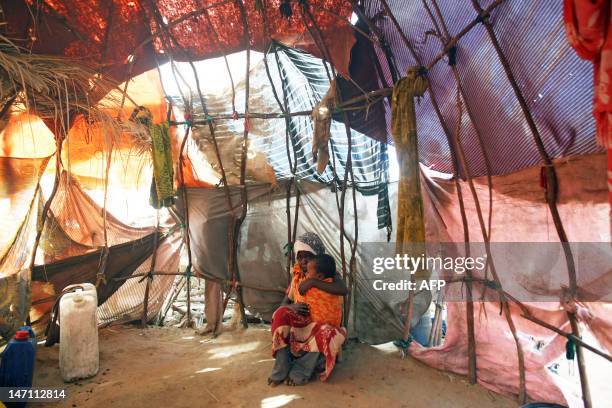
[[520, 312, 612, 364], [259, 6, 301, 281], [29, 138, 64, 281], [159, 277, 186, 325], [469, 0, 587, 404], [446, 277, 612, 365], [422, 0, 492, 385], [376, 0, 525, 399], [299, 2, 356, 326], [168, 99, 388, 124], [131, 0, 234, 55], [568, 313, 592, 406], [141, 211, 160, 328], [233, 0, 251, 330], [143, 0, 238, 331], [177, 123, 195, 329]]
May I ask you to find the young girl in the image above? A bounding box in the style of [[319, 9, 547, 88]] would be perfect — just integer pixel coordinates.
[[297, 254, 343, 327]]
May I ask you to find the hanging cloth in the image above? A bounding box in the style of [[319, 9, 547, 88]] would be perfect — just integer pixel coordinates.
[[149, 122, 175, 208], [563, 0, 612, 233], [311, 79, 338, 174], [391, 67, 428, 278]]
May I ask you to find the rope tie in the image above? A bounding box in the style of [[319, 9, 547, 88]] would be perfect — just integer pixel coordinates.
[[475, 10, 490, 24], [95, 245, 110, 288], [183, 113, 193, 127], [566, 338, 576, 360], [393, 335, 413, 351], [447, 45, 457, 66], [137, 270, 154, 284], [539, 164, 558, 204]]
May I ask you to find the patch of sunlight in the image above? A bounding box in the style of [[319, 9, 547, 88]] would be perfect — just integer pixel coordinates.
[[373, 342, 399, 354], [260, 394, 301, 408], [182, 336, 195, 340], [207, 341, 261, 359], [195, 367, 221, 374], [254, 358, 275, 364], [0, 198, 8, 215]]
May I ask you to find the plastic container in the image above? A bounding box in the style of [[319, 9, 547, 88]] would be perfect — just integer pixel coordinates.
[[59, 283, 99, 382], [18, 325, 37, 351], [0, 330, 36, 408]]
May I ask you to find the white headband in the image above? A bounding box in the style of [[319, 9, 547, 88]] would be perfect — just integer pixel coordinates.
[[294, 241, 317, 255]]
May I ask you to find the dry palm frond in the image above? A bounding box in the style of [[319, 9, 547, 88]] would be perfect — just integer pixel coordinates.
[[0, 34, 150, 148]]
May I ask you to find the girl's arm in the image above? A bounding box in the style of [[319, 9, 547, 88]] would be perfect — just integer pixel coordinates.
[[298, 273, 348, 296]]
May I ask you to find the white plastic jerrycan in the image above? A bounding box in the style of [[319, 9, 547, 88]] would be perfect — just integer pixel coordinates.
[[59, 283, 99, 382]]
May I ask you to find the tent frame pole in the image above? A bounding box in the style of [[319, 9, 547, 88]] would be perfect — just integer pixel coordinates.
[[470, 1, 591, 405], [377, 0, 526, 401], [141, 211, 160, 328], [232, 0, 251, 329], [29, 136, 65, 281], [299, 3, 358, 328], [143, 0, 244, 332]]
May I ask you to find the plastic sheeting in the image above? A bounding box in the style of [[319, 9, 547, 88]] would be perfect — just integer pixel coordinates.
[[176, 43, 390, 189], [0, 156, 49, 340], [409, 152, 610, 405], [28, 173, 181, 329], [359, 0, 603, 176], [173, 43, 393, 231], [180, 151, 608, 405], [179, 180, 432, 326]]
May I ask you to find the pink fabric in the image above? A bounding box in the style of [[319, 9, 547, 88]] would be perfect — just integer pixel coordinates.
[[410, 153, 610, 405]]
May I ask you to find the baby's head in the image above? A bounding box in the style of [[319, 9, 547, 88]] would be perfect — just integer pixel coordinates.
[[306, 254, 336, 280]]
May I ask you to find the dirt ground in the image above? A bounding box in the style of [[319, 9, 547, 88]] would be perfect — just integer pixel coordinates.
[[32, 324, 516, 408]]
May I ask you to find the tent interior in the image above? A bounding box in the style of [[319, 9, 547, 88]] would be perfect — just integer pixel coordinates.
[[0, 1, 611, 407]]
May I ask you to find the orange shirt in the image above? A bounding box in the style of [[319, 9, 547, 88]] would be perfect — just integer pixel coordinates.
[[288, 264, 342, 327]]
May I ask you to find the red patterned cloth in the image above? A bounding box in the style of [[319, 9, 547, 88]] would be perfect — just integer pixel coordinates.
[[564, 0, 612, 229], [271, 306, 346, 381]]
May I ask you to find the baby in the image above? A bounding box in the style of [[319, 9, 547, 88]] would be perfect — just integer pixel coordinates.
[[300, 254, 343, 327]]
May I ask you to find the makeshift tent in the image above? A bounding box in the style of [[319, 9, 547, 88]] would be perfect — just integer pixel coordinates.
[[0, 1, 611, 408]]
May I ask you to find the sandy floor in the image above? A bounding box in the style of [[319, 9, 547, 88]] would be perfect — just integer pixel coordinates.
[[32, 324, 516, 408]]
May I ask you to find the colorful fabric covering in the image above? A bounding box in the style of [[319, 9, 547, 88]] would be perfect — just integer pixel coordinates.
[[271, 306, 346, 382], [149, 122, 175, 208], [564, 0, 612, 230]]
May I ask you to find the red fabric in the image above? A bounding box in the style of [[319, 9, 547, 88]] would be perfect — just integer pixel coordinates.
[[3, 0, 352, 83], [609, 148, 612, 232], [271, 306, 346, 381], [564, 0, 611, 148], [564, 0, 612, 230]]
